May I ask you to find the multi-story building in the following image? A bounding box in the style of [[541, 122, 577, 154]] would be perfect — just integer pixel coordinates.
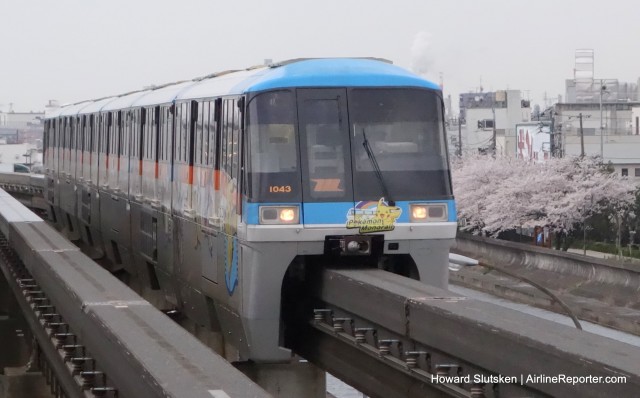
[[0, 108, 44, 145], [553, 101, 640, 178], [552, 49, 640, 179], [450, 90, 531, 156]]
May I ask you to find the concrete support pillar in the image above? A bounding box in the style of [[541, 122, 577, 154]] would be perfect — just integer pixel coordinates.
[[0, 367, 51, 398], [236, 360, 326, 398]]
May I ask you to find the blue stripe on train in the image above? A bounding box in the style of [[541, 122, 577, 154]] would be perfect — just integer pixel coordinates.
[[244, 200, 456, 225]]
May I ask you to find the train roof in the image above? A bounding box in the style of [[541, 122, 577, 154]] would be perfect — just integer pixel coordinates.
[[133, 81, 193, 107], [48, 101, 92, 118], [242, 58, 441, 92], [48, 58, 440, 118], [101, 90, 150, 112]]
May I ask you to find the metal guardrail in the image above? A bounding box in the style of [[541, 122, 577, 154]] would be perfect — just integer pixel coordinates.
[[0, 188, 270, 398]]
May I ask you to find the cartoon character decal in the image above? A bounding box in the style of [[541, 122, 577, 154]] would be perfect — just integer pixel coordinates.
[[221, 173, 239, 295], [346, 198, 402, 233]]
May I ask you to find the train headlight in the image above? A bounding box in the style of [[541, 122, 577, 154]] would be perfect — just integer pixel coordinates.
[[259, 206, 300, 224], [410, 203, 447, 222]]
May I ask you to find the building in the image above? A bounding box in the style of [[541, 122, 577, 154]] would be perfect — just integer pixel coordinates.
[[551, 49, 640, 179], [451, 90, 531, 156], [0, 109, 44, 144], [553, 101, 640, 178]]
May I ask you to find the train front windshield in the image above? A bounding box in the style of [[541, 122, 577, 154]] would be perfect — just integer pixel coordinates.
[[246, 88, 452, 204]]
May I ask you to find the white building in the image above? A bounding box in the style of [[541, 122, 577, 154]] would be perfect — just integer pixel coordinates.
[[553, 49, 640, 179], [451, 90, 531, 156], [554, 101, 640, 178]]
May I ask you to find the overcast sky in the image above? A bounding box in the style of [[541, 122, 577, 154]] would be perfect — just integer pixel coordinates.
[[1, 0, 638, 113]]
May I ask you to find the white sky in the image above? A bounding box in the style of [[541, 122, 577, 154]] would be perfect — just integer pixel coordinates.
[[1, 0, 639, 112]]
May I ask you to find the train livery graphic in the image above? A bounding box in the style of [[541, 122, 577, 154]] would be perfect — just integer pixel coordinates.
[[346, 198, 401, 233], [43, 58, 457, 362]]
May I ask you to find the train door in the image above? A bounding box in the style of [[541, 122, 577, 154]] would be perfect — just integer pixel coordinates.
[[118, 110, 131, 196], [171, 102, 194, 216], [296, 89, 354, 227], [90, 114, 100, 187], [157, 105, 173, 211], [142, 107, 158, 202], [130, 109, 143, 201], [217, 98, 243, 232], [98, 113, 110, 189], [107, 111, 120, 190], [216, 97, 243, 295], [81, 115, 91, 182]]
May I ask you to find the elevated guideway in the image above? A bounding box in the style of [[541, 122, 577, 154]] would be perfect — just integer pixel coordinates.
[[0, 187, 269, 398], [2, 171, 640, 397], [290, 268, 640, 398]]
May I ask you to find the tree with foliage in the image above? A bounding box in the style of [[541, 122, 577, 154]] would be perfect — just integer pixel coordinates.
[[451, 154, 638, 250]]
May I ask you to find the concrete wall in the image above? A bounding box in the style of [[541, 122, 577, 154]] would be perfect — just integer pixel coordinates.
[[452, 234, 640, 288]]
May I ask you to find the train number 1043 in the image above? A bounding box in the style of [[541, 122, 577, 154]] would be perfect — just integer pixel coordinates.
[[269, 185, 292, 193]]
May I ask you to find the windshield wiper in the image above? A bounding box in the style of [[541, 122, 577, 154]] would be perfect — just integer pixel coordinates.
[[362, 129, 394, 205]]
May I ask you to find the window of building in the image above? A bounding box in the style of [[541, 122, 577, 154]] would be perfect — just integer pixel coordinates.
[[635, 168, 640, 177], [621, 168, 628, 177]]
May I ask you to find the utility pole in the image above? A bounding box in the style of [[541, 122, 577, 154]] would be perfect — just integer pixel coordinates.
[[579, 113, 585, 157], [599, 80, 606, 159], [549, 110, 555, 157], [491, 105, 496, 155], [568, 113, 590, 157], [458, 113, 462, 156]]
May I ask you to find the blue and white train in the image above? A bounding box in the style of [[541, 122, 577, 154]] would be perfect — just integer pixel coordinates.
[[44, 58, 456, 362]]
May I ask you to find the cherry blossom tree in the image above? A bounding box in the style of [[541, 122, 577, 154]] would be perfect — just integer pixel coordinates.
[[451, 154, 638, 246]]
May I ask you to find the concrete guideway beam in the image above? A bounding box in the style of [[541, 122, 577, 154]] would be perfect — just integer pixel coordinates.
[[315, 268, 640, 398], [0, 188, 270, 398]]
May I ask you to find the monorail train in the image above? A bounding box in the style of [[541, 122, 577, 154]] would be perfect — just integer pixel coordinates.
[[44, 58, 457, 362]]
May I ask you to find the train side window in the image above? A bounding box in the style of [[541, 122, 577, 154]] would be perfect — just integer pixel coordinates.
[[231, 99, 240, 178], [79, 116, 84, 152], [113, 111, 122, 156], [176, 102, 191, 164], [138, 108, 146, 162], [142, 107, 155, 161], [70, 117, 75, 151], [110, 112, 116, 155], [159, 106, 171, 162], [87, 115, 92, 154], [195, 101, 210, 167], [90, 115, 96, 154], [149, 107, 154, 160], [189, 100, 198, 167], [62, 118, 67, 150], [221, 100, 230, 174], [202, 102, 210, 166], [111, 112, 119, 156], [78, 116, 83, 152], [58, 118, 63, 149], [209, 100, 220, 168], [78, 116, 83, 151], [183, 102, 191, 163], [174, 104, 182, 163], [121, 111, 128, 157], [101, 113, 109, 155], [154, 107, 160, 162], [150, 107, 155, 160]]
